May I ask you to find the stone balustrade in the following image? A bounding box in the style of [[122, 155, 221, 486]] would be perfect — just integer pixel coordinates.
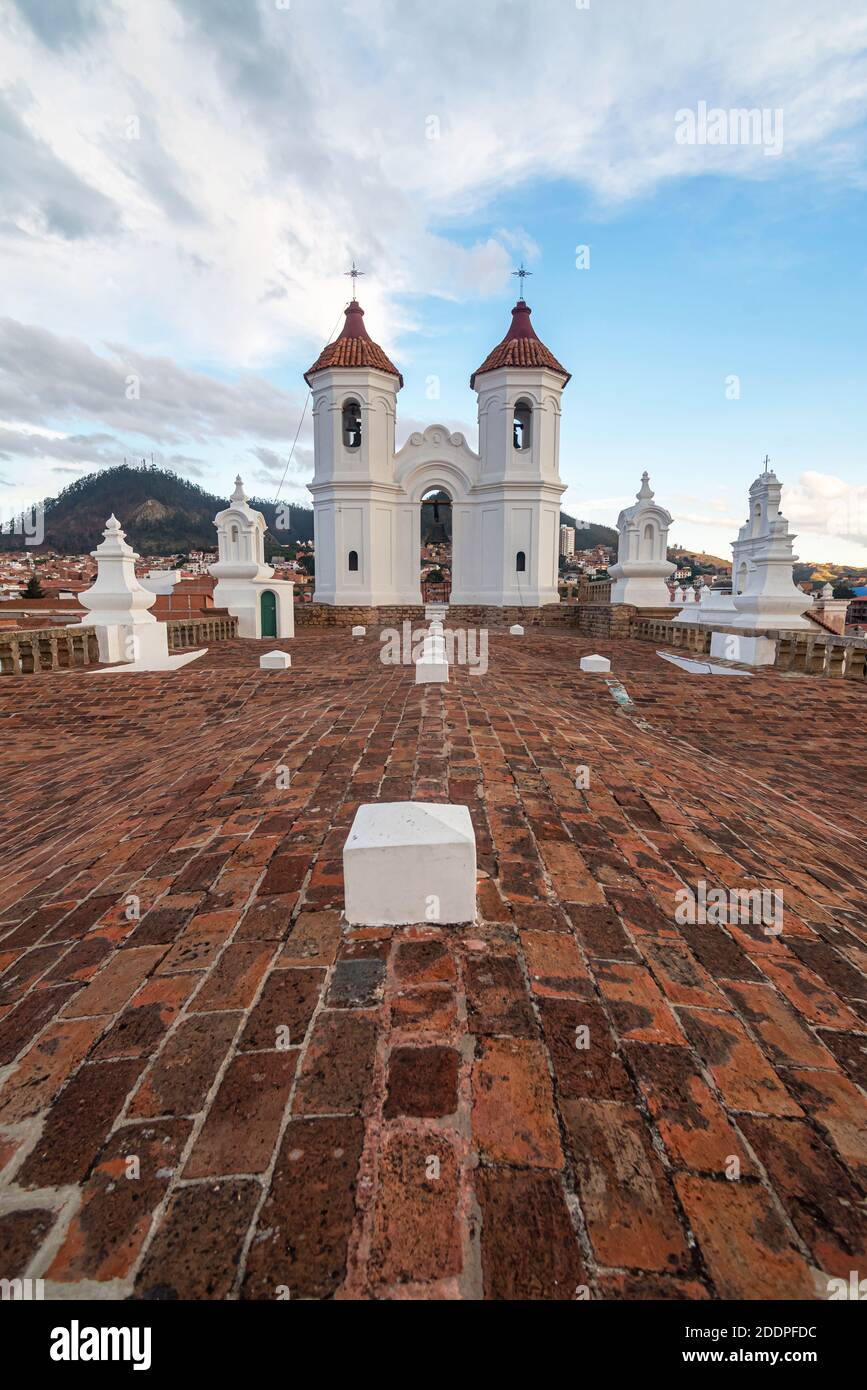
[[774, 631, 866, 680], [632, 619, 712, 655], [576, 577, 612, 604], [165, 615, 238, 649], [0, 626, 100, 675], [1, 615, 238, 675], [631, 619, 866, 679]]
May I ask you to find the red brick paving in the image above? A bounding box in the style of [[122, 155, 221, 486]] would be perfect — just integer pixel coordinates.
[[0, 629, 865, 1299]]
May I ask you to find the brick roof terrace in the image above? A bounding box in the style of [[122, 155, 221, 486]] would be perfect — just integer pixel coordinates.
[[0, 630, 865, 1299]]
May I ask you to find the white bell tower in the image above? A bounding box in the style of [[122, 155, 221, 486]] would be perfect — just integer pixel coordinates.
[[306, 299, 413, 605], [467, 296, 569, 606]]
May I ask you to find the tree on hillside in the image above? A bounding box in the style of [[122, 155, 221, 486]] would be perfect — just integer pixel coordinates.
[[833, 584, 855, 599]]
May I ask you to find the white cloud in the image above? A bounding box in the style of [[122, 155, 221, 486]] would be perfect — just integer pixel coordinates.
[[784, 471, 867, 549], [0, 0, 865, 365], [1, 0, 866, 554]]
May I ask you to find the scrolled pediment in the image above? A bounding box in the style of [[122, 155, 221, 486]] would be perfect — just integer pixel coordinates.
[[400, 424, 477, 455]]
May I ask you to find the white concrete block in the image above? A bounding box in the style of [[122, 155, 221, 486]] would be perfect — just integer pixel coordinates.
[[352, 626, 366, 637], [509, 625, 524, 636], [343, 802, 477, 926], [710, 631, 777, 667], [260, 650, 292, 670], [580, 654, 611, 673]]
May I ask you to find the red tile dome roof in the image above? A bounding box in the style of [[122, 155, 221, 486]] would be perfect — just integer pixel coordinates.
[[470, 300, 570, 388], [305, 302, 403, 386]]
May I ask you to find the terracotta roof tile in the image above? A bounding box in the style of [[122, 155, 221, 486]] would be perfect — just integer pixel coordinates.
[[471, 300, 570, 388], [305, 302, 403, 386]]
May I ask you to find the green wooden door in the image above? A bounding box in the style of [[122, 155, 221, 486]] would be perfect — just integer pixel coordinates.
[[260, 590, 278, 638]]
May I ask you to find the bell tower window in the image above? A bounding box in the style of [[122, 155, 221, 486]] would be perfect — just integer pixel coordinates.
[[343, 400, 362, 449], [513, 401, 532, 451]]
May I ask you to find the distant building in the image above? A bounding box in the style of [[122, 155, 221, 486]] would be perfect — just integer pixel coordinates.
[[559, 525, 575, 558], [847, 593, 867, 628]]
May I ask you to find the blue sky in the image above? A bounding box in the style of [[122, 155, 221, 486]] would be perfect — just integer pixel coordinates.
[[0, 0, 865, 564], [393, 168, 867, 559]]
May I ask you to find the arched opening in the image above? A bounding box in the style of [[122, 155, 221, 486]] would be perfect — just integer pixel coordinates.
[[737, 560, 749, 594], [260, 589, 278, 638], [421, 487, 452, 603], [640, 521, 655, 561], [343, 399, 362, 449], [348, 550, 359, 573], [516, 550, 527, 573], [229, 523, 240, 561], [513, 400, 532, 451]]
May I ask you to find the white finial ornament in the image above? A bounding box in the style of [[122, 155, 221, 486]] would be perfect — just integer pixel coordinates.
[[727, 464, 811, 631], [609, 471, 675, 607]]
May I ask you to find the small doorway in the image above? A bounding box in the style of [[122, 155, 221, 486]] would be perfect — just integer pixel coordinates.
[[420, 488, 452, 604], [260, 589, 278, 638]]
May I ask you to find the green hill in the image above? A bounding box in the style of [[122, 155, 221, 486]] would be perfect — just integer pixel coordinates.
[[0, 463, 314, 556], [4, 465, 617, 559], [560, 512, 618, 551]]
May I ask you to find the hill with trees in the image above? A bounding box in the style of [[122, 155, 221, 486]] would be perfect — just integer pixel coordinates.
[[0, 463, 314, 556], [3, 466, 618, 559]]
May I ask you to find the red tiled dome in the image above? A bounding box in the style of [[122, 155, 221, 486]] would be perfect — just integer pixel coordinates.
[[305, 302, 403, 387], [470, 300, 570, 389]]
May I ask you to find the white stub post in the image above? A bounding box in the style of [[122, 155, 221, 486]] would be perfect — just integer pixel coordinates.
[[509, 624, 524, 636], [580, 653, 611, 673], [415, 627, 449, 683], [343, 802, 477, 926], [260, 650, 292, 670], [352, 626, 366, 637]]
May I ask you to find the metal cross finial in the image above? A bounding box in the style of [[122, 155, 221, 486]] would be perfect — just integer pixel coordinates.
[[762, 454, 771, 474], [512, 263, 532, 298], [345, 261, 365, 300]]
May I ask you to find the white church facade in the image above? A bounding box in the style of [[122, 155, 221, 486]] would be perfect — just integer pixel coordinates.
[[305, 297, 570, 607]]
